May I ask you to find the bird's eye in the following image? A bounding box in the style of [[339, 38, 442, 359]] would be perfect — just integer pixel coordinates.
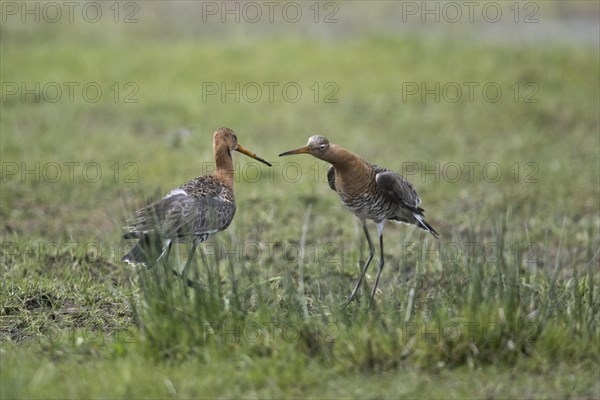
[[233, 134, 237, 141], [319, 144, 327, 150]]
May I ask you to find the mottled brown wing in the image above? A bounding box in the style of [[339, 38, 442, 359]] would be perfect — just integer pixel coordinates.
[[375, 170, 421, 210], [179, 175, 225, 199], [123, 190, 233, 240]]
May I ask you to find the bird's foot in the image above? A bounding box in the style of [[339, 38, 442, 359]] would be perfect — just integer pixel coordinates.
[[170, 267, 182, 278], [170, 267, 197, 288], [184, 278, 195, 288], [341, 294, 359, 308]]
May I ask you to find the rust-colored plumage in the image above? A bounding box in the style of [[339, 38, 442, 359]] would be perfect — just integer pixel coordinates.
[[279, 135, 438, 306], [122, 127, 271, 278]]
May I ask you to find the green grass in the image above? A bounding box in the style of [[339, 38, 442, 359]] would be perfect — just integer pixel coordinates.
[[1, 2, 599, 398]]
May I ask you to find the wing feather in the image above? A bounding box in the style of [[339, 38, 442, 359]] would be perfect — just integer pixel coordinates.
[[375, 170, 422, 211], [124, 186, 234, 240], [327, 165, 336, 191]]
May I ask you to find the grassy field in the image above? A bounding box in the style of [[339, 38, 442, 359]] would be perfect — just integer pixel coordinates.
[[1, 1, 599, 398]]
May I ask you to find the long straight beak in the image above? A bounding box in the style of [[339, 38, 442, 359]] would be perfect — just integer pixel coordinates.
[[236, 144, 272, 166], [278, 146, 311, 157]]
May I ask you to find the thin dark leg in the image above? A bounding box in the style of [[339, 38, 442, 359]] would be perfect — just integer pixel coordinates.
[[181, 241, 198, 285], [343, 222, 375, 307], [369, 231, 385, 305], [157, 242, 180, 277]]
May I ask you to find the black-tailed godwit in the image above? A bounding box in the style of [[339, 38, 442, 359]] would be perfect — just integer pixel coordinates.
[[279, 135, 438, 306], [122, 127, 271, 279]]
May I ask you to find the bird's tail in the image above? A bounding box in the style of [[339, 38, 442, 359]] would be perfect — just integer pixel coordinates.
[[122, 234, 167, 267], [122, 243, 146, 266], [413, 213, 440, 238]]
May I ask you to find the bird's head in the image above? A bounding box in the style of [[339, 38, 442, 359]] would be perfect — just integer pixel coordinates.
[[213, 127, 271, 166], [279, 135, 331, 160]]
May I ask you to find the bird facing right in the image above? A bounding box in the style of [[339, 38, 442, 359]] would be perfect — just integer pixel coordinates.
[[122, 127, 272, 281], [279, 135, 439, 306]]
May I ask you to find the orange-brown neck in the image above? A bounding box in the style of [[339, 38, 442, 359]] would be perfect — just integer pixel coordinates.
[[321, 144, 368, 172], [321, 144, 374, 196], [213, 144, 235, 189]]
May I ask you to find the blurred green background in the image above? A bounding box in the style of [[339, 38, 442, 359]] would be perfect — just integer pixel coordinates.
[[1, 1, 599, 398]]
